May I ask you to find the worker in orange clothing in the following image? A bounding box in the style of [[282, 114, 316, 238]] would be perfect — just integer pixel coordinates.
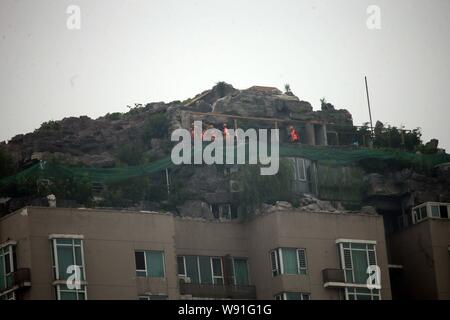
[[289, 126, 300, 143], [222, 123, 229, 138]]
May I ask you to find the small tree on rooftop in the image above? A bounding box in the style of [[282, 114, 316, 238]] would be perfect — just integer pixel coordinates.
[[284, 83, 291, 94]]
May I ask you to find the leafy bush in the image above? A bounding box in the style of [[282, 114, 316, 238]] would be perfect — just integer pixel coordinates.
[[105, 112, 122, 121], [233, 159, 293, 220], [117, 144, 144, 166], [373, 121, 422, 151], [38, 120, 60, 131], [142, 113, 168, 141], [0, 148, 13, 180]]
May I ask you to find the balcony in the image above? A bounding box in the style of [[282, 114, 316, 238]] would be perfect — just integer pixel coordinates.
[[0, 268, 31, 297], [179, 280, 256, 300], [13, 268, 31, 289], [322, 268, 346, 288]]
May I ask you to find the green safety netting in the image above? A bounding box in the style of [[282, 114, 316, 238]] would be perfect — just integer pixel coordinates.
[[1, 144, 449, 188]]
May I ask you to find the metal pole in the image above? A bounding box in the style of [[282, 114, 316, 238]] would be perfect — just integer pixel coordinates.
[[365, 76, 374, 135], [165, 168, 170, 198]]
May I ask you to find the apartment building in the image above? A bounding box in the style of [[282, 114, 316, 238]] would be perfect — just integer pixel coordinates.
[[0, 206, 391, 300]]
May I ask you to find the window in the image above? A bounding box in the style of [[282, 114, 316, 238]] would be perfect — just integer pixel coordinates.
[[51, 238, 85, 282], [0, 243, 17, 292], [274, 292, 310, 300], [178, 256, 226, 285], [346, 288, 380, 300], [211, 204, 232, 220], [50, 237, 87, 300], [270, 248, 308, 276], [270, 250, 280, 277], [289, 158, 307, 181], [232, 258, 249, 286], [56, 284, 87, 300], [135, 250, 165, 278], [211, 257, 224, 285], [412, 202, 450, 224], [138, 294, 168, 300], [337, 241, 380, 300], [177, 256, 186, 277]]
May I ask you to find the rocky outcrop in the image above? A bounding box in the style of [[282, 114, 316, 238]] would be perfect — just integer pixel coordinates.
[[3, 83, 356, 169]]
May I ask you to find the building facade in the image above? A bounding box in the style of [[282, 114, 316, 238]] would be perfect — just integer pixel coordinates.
[[0, 206, 391, 300]]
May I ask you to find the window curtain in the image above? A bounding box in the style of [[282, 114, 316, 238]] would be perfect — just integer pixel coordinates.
[[282, 248, 298, 274], [233, 259, 249, 286], [146, 251, 164, 278]]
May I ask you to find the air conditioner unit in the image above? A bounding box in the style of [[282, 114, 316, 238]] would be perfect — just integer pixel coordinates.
[[178, 276, 191, 284], [229, 180, 243, 193]]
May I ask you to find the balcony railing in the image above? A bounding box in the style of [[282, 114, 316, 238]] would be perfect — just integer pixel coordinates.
[[322, 268, 346, 288], [179, 281, 256, 300]]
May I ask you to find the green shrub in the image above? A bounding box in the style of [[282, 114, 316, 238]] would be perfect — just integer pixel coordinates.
[[0, 148, 13, 180], [117, 144, 144, 166], [105, 112, 122, 121], [233, 159, 293, 220], [142, 113, 168, 141], [38, 120, 60, 131]]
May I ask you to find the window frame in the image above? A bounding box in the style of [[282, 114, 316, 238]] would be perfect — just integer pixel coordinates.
[[270, 250, 280, 277], [271, 248, 308, 277], [210, 257, 224, 285], [56, 284, 88, 300], [231, 257, 250, 286], [177, 256, 187, 277], [0, 243, 16, 291], [51, 237, 86, 282], [336, 240, 381, 301], [275, 292, 311, 300], [135, 250, 166, 278], [135, 251, 147, 276]]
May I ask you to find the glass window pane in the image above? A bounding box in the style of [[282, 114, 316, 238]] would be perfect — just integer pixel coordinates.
[[177, 256, 185, 275], [199, 256, 213, 284], [351, 243, 366, 250], [60, 291, 77, 300], [285, 292, 302, 300], [431, 205, 440, 217], [146, 251, 164, 278], [281, 248, 298, 274], [440, 205, 449, 219], [56, 239, 73, 245], [75, 246, 83, 266], [212, 258, 222, 277], [135, 251, 145, 271], [0, 256, 5, 290], [352, 250, 369, 284], [4, 253, 11, 274], [185, 256, 200, 284], [57, 246, 75, 279], [233, 259, 249, 286], [419, 206, 427, 219]]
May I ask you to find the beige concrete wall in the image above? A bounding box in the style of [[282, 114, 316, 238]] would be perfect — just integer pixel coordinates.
[[390, 219, 450, 299]]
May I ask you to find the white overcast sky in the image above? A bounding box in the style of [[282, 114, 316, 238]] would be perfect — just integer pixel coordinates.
[[1, 0, 449, 149]]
